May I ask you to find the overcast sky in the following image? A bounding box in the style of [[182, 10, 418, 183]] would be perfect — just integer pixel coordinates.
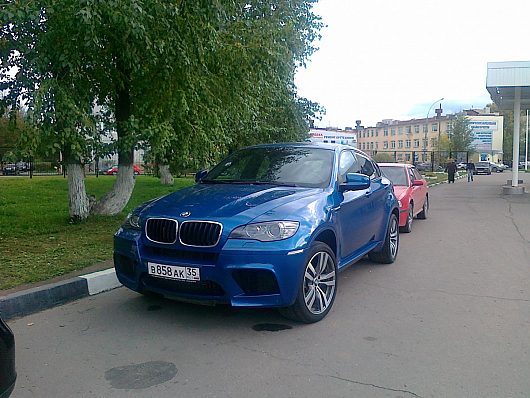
[[295, 0, 530, 128]]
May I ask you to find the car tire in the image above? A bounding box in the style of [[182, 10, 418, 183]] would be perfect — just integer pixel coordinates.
[[417, 196, 429, 219], [279, 242, 337, 324], [400, 204, 413, 233], [368, 213, 399, 264]]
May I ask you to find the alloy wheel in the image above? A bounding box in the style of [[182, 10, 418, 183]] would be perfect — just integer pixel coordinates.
[[389, 216, 399, 258], [303, 251, 336, 315]]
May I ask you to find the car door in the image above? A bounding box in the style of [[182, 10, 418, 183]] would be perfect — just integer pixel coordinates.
[[357, 156, 388, 240], [410, 167, 426, 213], [335, 150, 373, 261]]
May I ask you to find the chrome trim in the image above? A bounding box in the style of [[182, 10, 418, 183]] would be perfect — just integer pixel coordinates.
[[288, 249, 304, 256], [179, 220, 223, 248], [145, 217, 178, 245]]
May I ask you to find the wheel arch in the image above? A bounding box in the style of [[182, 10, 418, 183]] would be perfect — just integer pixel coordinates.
[[312, 228, 337, 259]]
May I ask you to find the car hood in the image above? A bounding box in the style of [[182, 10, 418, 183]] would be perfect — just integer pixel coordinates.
[[141, 183, 323, 223]]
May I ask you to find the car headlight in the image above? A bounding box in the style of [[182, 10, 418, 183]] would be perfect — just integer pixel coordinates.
[[123, 213, 141, 229], [397, 200, 403, 208], [229, 221, 299, 242]]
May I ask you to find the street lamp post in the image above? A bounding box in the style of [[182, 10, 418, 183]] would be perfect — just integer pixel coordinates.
[[423, 97, 444, 167]]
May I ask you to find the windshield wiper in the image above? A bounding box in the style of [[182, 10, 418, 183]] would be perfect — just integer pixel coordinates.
[[201, 179, 299, 187], [254, 181, 300, 187]]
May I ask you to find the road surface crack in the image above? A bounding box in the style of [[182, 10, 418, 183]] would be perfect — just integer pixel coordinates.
[[319, 374, 422, 397]]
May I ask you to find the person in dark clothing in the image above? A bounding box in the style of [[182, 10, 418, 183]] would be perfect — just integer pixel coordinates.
[[446, 160, 457, 183], [466, 160, 475, 182]]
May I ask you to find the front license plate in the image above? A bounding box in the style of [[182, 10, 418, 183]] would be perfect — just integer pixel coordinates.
[[147, 262, 200, 281]]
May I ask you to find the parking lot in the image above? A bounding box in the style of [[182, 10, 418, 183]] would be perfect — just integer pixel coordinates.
[[7, 172, 530, 398]]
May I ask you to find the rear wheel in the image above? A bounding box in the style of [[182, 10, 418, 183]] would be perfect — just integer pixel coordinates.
[[417, 196, 429, 219], [400, 204, 413, 233], [279, 242, 337, 323], [368, 213, 399, 264]]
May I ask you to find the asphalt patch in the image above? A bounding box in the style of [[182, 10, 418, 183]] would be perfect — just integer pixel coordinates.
[[105, 361, 177, 389]]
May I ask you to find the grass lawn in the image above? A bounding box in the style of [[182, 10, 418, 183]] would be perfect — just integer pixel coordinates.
[[0, 175, 193, 290]]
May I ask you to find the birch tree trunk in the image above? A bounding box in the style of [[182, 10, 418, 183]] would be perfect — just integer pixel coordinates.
[[159, 164, 174, 185], [91, 164, 135, 215], [67, 163, 91, 221]]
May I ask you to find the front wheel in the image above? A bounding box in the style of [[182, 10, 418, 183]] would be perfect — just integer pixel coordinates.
[[368, 213, 399, 264], [279, 242, 337, 323]]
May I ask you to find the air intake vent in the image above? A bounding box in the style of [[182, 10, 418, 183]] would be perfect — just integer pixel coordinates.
[[179, 221, 222, 247], [145, 218, 178, 244]]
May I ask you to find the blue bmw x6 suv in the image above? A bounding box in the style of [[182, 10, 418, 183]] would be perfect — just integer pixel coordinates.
[[114, 143, 399, 322]]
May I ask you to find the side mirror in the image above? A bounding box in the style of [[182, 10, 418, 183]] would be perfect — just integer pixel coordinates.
[[411, 179, 424, 186], [339, 173, 370, 193], [195, 170, 208, 183]]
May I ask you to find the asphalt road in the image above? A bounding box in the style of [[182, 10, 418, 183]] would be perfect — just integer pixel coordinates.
[[7, 172, 530, 398]]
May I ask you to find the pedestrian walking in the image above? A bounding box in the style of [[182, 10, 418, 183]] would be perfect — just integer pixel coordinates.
[[446, 159, 457, 183], [466, 160, 475, 182]]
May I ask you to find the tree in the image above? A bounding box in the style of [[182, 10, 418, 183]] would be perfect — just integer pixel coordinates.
[[448, 113, 474, 152], [2, 0, 323, 219]]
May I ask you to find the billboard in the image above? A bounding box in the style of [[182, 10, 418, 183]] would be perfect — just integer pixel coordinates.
[[469, 120, 496, 151], [308, 129, 357, 147]]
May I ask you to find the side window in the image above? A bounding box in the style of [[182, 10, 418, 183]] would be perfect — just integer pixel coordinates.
[[408, 168, 415, 184], [357, 155, 377, 179], [413, 168, 422, 181], [338, 151, 361, 183]]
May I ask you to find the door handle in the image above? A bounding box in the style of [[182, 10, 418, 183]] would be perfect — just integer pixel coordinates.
[[364, 191, 372, 197]]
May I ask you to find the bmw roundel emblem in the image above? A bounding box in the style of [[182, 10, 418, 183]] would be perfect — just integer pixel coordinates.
[[180, 211, 191, 218]]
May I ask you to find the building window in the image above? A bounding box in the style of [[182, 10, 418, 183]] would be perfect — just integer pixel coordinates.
[[384, 129, 389, 136], [371, 129, 374, 137], [422, 154, 427, 162], [375, 130, 379, 137], [422, 139, 428, 148], [405, 153, 411, 161], [431, 138, 437, 147], [447, 123, 453, 132], [432, 123, 438, 132], [406, 139, 411, 148], [414, 125, 420, 133], [398, 140, 403, 148], [362, 142, 366, 150], [397, 154, 403, 160], [391, 141, 396, 149], [370, 142, 374, 150], [406, 126, 412, 134], [391, 128, 396, 136], [423, 124, 428, 133], [383, 141, 388, 149], [398, 127, 403, 135], [375, 142, 379, 149], [414, 139, 420, 148]]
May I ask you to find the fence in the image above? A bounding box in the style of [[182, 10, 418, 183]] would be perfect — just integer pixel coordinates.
[[367, 150, 470, 172]]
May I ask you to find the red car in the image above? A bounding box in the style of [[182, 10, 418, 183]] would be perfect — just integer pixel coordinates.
[[378, 163, 429, 233], [106, 165, 143, 175]]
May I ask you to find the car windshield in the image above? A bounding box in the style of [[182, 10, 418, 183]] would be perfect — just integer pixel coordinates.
[[379, 166, 408, 186], [477, 162, 489, 167], [203, 146, 334, 188]]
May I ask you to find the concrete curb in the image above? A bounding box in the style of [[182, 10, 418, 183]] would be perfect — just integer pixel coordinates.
[[0, 268, 121, 320]]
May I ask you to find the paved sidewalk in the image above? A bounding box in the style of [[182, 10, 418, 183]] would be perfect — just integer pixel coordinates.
[[1, 171, 528, 321]]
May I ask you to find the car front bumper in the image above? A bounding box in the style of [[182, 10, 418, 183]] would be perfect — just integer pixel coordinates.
[[114, 232, 308, 308]]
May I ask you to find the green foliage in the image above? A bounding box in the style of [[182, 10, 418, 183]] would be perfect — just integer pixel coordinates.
[[373, 152, 396, 163], [1, 0, 324, 210], [449, 113, 474, 152]]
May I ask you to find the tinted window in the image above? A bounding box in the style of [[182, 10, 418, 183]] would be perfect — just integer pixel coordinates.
[[357, 155, 376, 179], [204, 147, 334, 188], [338, 151, 362, 183], [380, 166, 408, 186]]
